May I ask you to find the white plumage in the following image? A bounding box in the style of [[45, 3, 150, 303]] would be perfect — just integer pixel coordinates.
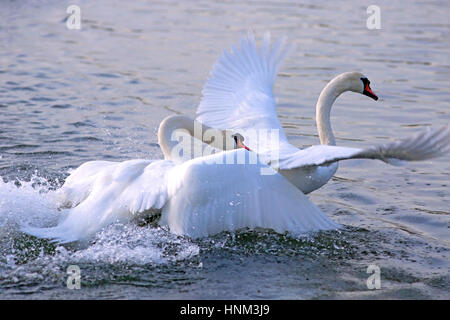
[[276, 126, 450, 170], [196, 32, 450, 194], [23, 160, 174, 243], [22, 32, 449, 244], [197, 31, 299, 160], [23, 150, 339, 243]]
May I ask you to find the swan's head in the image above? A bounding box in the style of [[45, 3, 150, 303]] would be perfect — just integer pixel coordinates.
[[211, 130, 250, 151], [338, 71, 378, 101], [231, 133, 250, 151]]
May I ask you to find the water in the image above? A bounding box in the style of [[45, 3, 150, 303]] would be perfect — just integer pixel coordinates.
[[0, 0, 449, 299]]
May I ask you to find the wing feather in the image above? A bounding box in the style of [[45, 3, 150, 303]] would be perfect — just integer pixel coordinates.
[[22, 160, 175, 243], [196, 32, 296, 157], [196, 33, 449, 174], [160, 149, 339, 238], [277, 126, 450, 170]]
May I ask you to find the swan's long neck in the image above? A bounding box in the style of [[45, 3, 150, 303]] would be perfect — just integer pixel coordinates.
[[158, 115, 230, 161], [315, 77, 347, 146]]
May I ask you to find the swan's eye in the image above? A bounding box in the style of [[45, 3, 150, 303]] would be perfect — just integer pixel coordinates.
[[361, 77, 378, 101], [232, 135, 238, 147], [361, 77, 371, 87], [232, 134, 251, 151], [360, 77, 371, 87]]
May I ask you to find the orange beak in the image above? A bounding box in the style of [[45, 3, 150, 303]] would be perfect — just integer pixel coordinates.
[[237, 138, 250, 151], [363, 83, 378, 101]]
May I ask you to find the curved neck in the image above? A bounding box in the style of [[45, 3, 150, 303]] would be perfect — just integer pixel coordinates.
[[158, 115, 231, 161], [315, 77, 347, 146]]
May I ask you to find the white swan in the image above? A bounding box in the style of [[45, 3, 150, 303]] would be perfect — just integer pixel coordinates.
[[23, 115, 338, 243], [196, 32, 450, 194], [23, 32, 449, 244]]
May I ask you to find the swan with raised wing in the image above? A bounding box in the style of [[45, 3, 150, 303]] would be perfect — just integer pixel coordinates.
[[23, 33, 449, 244], [23, 115, 338, 243], [196, 32, 450, 194]]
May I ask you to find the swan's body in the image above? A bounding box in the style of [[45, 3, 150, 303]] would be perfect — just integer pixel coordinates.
[[196, 33, 450, 194], [23, 116, 338, 243]]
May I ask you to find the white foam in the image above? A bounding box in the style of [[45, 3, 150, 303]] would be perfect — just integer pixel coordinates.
[[0, 176, 199, 266], [0, 177, 60, 230], [57, 223, 200, 265]]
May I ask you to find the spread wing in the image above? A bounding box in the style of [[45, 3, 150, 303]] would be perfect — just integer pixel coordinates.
[[160, 149, 339, 238], [196, 31, 299, 158], [276, 126, 450, 170], [22, 159, 175, 243]]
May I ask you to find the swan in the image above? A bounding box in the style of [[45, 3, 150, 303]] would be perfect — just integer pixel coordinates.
[[196, 32, 450, 194], [22, 32, 449, 244], [23, 115, 338, 243]]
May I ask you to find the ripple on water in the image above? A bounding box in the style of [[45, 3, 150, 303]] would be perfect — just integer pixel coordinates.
[[0, 0, 449, 299], [50, 104, 72, 109]]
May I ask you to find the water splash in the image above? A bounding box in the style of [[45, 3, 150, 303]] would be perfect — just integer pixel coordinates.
[[0, 176, 60, 231], [0, 176, 199, 269]]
